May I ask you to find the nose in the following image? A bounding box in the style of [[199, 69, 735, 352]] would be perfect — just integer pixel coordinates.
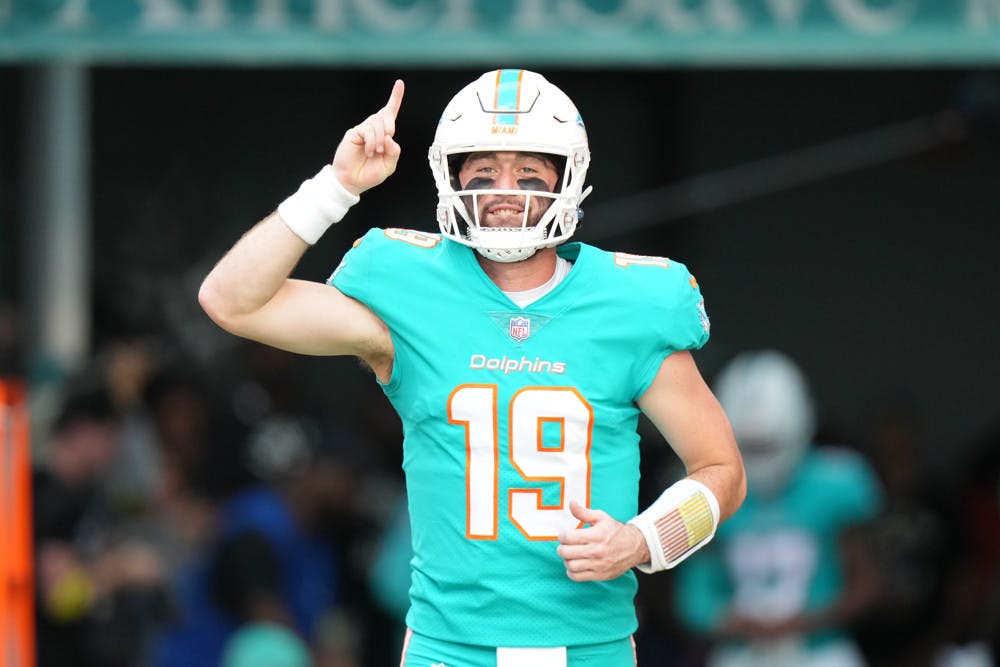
[[494, 166, 519, 190]]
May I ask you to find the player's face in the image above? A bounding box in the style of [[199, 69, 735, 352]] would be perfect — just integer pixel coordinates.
[[457, 152, 560, 229]]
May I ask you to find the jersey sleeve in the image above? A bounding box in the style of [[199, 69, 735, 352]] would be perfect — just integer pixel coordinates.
[[326, 228, 381, 305], [631, 258, 712, 398], [658, 262, 711, 354]]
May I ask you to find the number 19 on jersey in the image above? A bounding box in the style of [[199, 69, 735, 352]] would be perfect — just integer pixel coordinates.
[[448, 384, 594, 541]]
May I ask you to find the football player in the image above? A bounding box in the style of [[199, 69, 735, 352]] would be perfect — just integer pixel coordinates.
[[199, 69, 746, 667], [675, 350, 882, 667]]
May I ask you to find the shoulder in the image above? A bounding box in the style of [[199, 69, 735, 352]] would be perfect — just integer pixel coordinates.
[[349, 227, 444, 258], [806, 446, 876, 480], [570, 244, 711, 350], [577, 244, 706, 311], [330, 227, 449, 287], [581, 243, 698, 285], [801, 446, 883, 510]]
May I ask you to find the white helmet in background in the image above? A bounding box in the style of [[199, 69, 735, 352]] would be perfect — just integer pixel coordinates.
[[428, 69, 592, 263], [715, 350, 817, 496]]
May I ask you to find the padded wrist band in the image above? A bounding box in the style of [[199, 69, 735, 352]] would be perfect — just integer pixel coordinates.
[[277, 164, 360, 244], [628, 478, 720, 573]]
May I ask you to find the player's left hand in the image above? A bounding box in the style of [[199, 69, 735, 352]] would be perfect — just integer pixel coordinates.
[[557, 500, 649, 582]]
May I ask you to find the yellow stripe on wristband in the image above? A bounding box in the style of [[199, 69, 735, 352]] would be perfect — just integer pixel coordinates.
[[654, 492, 713, 562]]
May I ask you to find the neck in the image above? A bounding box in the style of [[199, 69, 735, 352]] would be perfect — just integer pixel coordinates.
[[477, 247, 558, 292]]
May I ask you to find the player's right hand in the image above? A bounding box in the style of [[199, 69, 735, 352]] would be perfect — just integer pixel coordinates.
[[557, 500, 649, 581], [332, 79, 405, 196]]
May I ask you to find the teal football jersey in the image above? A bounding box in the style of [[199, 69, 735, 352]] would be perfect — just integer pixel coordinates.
[[330, 228, 710, 647], [675, 447, 882, 648]]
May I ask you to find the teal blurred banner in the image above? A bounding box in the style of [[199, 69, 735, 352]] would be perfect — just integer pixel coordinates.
[[1, 0, 999, 65]]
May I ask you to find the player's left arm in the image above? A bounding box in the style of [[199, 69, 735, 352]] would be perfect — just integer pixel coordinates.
[[637, 350, 746, 523], [557, 350, 745, 582]]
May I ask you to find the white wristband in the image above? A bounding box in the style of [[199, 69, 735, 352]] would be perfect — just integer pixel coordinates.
[[277, 164, 360, 244], [628, 478, 720, 573]]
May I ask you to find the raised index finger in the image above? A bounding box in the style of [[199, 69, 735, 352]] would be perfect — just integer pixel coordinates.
[[384, 79, 405, 120]]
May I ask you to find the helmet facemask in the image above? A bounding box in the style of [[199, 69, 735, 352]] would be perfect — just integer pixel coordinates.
[[437, 151, 585, 263], [429, 70, 592, 263]]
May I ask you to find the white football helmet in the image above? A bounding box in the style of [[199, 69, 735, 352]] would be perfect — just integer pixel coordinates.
[[428, 69, 592, 263], [714, 350, 817, 497]]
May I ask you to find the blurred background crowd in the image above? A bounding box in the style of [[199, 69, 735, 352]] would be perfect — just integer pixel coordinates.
[[2, 2, 1000, 666], [4, 313, 999, 667]]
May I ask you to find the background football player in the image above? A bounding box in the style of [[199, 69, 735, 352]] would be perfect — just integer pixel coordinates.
[[675, 350, 882, 667]]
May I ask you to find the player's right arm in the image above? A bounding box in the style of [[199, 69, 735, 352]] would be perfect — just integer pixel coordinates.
[[198, 80, 405, 380], [198, 215, 392, 367]]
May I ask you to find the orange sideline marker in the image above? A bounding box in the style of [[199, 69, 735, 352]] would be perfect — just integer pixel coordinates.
[[1, 379, 34, 667]]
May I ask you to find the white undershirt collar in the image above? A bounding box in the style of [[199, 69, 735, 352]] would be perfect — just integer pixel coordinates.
[[502, 256, 572, 308]]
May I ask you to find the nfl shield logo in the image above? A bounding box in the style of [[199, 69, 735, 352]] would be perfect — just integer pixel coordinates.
[[509, 316, 531, 342]]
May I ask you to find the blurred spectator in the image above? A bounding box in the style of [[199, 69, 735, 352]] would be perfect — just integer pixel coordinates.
[[230, 342, 315, 425], [109, 363, 219, 592], [151, 412, 359, 667], [675, 350, 883, 667], [223, 622, 313, 667], [100, 338, 160, 514], [341, 380, 409, 664], [33, 384, 168, 667], [146, 365, 218, 502], [852, 400, 958, 667], [367, 493, 412, 651], [933, 428, 1000, 667], [228, 343, 398, 663]]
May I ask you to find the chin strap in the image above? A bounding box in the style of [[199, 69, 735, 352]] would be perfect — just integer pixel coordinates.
[[476, 245, 538, 263]]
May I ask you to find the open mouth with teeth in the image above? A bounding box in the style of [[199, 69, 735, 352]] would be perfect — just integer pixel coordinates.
[[484, 203, 529, 226]]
